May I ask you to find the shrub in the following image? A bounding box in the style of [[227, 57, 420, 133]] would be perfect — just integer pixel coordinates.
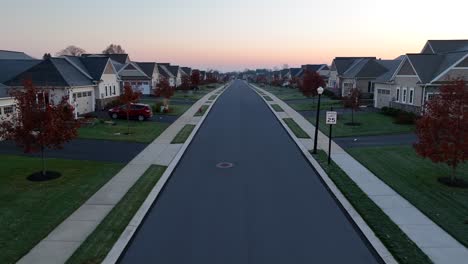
[[394, 111, 417, 124], [381, 107, 401, 117], [152, 102, 164, 113], [105, 98, 123, 109]]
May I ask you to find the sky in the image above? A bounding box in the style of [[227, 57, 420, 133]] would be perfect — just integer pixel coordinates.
[[1, 0, 468, 72]]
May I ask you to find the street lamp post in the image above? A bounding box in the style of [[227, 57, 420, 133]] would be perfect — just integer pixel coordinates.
[[313, 86, 324, 154]]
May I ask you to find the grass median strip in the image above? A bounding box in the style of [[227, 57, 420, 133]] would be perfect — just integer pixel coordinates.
[[283, 118, 310, 138], [0, 155, 124, 264], [194, 105, 209, 117], [208, 95, 217, 101], [271, 104, 284, 112], [263, 96, 274, 101], [312, 151, 432, 264], [171, 124, 196, 144], [66, 165, 167, 264]]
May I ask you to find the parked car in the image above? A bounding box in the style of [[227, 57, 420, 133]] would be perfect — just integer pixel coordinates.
[[108, 103, 153, 121]]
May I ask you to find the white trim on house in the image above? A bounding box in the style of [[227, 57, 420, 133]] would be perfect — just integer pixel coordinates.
[[409, 88, 414, 105], [421, 41, 435, 53], [431, 53, 468, 83], [402, 87, 407, 103]]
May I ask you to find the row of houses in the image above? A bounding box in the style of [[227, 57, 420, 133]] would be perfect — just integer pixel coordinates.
[[248, 39, 468, 114], [0, 51, 220, 119]]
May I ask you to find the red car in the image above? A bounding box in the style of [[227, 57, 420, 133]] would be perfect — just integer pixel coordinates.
[[108, 103, 153, 121]]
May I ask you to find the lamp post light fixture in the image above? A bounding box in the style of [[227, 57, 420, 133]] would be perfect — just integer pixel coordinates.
[[312, 86, 324, 154]]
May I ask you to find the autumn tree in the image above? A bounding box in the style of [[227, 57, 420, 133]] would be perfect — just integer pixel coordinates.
[[154, 78, 174, 112], [300, 70, 326, 98], [191, 70, 201, 88], [56, 45, 86, 56], [414, 79, 468, 186], [0, 80, 80, 180], [120, 84, 141, 134], [180, 75, 191, 91], [103, 44, 126, 54], [343, 88, 361, 125], [42, 53, 52, 60]]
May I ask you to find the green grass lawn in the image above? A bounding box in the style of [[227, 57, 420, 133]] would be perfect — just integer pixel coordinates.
[[208, 95, 217, 101], [194, 105, 209, 117], [172, 85, 220, 100], [263, 96, 274, 101], [153, 104, 191, 116], [309, 112, 414, 138], [289, 100, 343, 111], [0, 155, 124, 264], [66, 165, 166, 264], [171, 124, 196, 144], [283, 118, 310, 138], [262, 86, 310, 100], [348, 145, 468, 247], [313, 151, 432, 264], [271, 104, 284, 112], [79, 119, 169, 143]]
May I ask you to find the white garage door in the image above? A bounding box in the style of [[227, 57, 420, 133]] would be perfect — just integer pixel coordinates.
[[73, 91, 93, 116], [376, 89, 391, 108]]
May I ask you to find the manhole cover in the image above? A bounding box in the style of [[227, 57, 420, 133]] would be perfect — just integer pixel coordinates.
[[216, 162, 234, 169]]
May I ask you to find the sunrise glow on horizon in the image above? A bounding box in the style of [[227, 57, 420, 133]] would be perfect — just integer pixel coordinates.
[[1, 0, 467, 72]]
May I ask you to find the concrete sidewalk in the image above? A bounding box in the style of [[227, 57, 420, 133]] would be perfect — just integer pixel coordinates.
[[253, 84, 468, 264], [17, 85, 227, 264]]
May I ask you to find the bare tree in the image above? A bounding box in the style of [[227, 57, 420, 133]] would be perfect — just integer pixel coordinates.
[[282, 64, 289, 69], [103, 44, 126, 54], [55, 45, 86, 56]]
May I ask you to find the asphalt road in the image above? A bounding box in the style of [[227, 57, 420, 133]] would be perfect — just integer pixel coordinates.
[[0, 139, 146, 163], [118, 80, 381, 264]]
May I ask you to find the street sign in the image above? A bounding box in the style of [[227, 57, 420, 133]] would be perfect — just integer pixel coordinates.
[[326, 111, 337, 125]]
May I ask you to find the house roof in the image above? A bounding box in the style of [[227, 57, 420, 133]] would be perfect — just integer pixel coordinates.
[[375, 59, 404, 83], [290, 68, 303, 78], [0, 59, 41, 97], [82, 53, 130, 64], [406, 51, 468, 83], [136, 62, 157, 77], [0, 50, 35, 60], [301, 64, 328, 72], [332, 57, 376, 75], [5, 58, 94, 87], [167, 66, 180, 77], [181, 67, 192, 76], [118, 62, 151, 80], [424, 40, 468, 54], [157, 64, 174, 79]]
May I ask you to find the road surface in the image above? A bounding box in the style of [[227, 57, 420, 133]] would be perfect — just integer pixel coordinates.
[[119, 80, 381, 264]]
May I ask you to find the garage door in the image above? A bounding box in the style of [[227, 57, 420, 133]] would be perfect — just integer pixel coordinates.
[[73, 91, 93, 116], [376, 89, 391, 108]]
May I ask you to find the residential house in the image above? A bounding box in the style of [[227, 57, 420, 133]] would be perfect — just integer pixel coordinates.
[[5, 58, 97, 117], [181, 67, 192, 77], [289, 68, 303, 87], [63, 56, 121, 110], [0, 58, 41, 121], [328, 57, 376, 96], [117, 62, 152, 95], [137, 62, 160, 94], [200, 71, 207, 82], [159, 63, 182, 87], [375, 51, 468, 113], [374, 40, 468, 113], [301, 64, 330, 82], [280, 68, 291, 85], [157, 64, 176, 87]]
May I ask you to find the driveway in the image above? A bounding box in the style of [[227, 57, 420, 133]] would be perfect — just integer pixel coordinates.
[[0, 139, 146, 163], [118, 80, 381, 264]]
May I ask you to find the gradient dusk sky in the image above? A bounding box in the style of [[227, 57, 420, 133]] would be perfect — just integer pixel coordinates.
[[1, 0, 467, 72]]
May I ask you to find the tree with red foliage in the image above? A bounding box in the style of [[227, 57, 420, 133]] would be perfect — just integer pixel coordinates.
[[343, 88, 361, 125], [191, 70, 201, 88], [120, 84, 141, 134], [154, 78, 174, 112], [0, 80, 80, 178], [414, 79, 468, 186], [180, 75, 191, 91], [300, 70, 326, 97]]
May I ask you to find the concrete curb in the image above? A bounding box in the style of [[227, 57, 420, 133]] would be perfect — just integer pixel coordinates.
[[249, 83, 397, 264], [102, 82, 232, 264]]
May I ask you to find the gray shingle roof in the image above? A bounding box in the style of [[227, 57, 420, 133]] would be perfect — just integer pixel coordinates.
[[426, 40, 468, 54], [407, 51, 468, 83], [157, 64, 174, 79], [375, 59, 404, 83], [80, 56, 110, 80], [290, 68, 303, 78], [332, 57, 376, 75], [82, 53, 129, 64], [0, 59, 41, 84], [181, 67, 192, 76], [137, 62, 157, 78], [0, 50, 35, 60], [5, 58, 93, 87]]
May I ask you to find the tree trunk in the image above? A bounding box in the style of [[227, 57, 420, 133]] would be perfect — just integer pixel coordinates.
[[41, 146, 46, 176]]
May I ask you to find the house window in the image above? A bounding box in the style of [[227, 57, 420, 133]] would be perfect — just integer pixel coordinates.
[[77, 92, 82, 98], [88, 91, 92, 97], [113, 85, 116, 95], [402, 88, 407, 103], [396, 87, 400, 102], [137, 82, 142, 86], [3, 106, 14, 114], [409, 88, 414, 104], [105, 86, 108, 97], [426, 92, 438, 101]]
